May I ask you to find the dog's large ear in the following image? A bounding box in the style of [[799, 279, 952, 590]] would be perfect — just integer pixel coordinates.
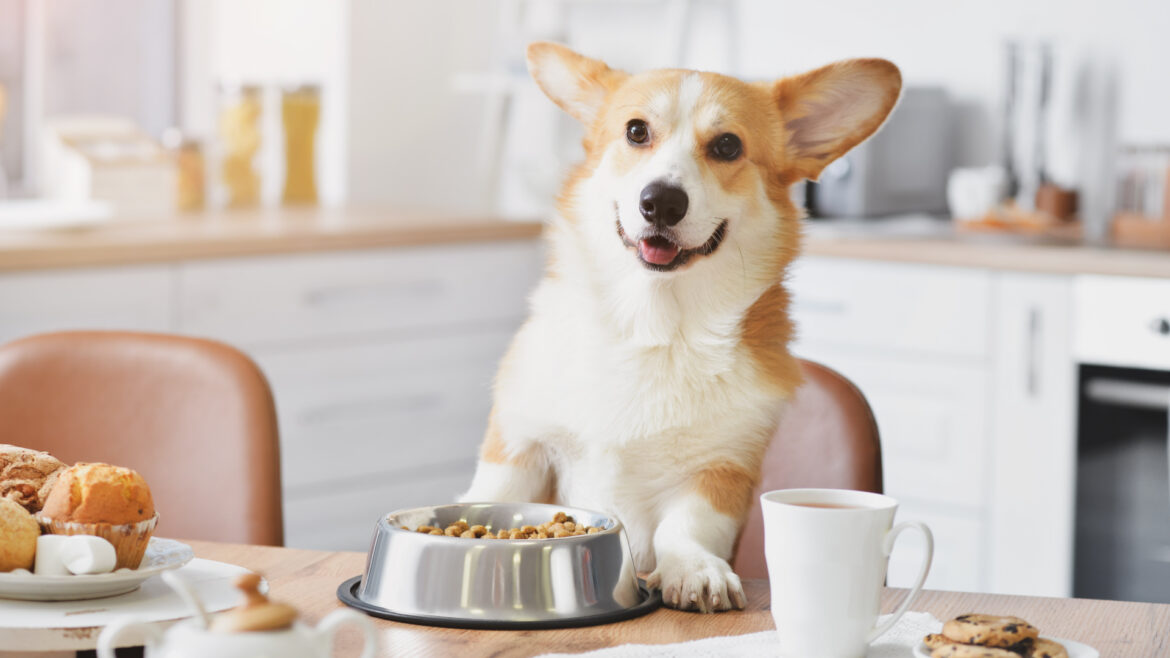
[[774, 59, 902, 180], [527, 42, 627, 125]]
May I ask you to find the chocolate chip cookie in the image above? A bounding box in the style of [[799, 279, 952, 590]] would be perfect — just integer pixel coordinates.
[[1031, 638, 1069, 658], [942, 613, 1040, 648], [923, 633, 950, 649], [929, 640, 1024, 658]]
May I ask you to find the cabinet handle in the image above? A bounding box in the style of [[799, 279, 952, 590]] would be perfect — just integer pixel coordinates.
[[1027, 306, 1041, 398], [1084, 378, 1170, 411], [303, 279, 445, 307], [1152, 317, 1170, 336]]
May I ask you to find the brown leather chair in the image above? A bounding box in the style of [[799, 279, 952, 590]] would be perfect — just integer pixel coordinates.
[[0, 331, 283, 545], [732, 359, 882, 578]]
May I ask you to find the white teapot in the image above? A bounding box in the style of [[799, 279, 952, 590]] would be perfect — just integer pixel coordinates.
[[98, 571, 376, 658]]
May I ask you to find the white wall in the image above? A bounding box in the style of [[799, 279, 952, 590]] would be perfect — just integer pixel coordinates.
[[345, 0, 498, 212], [738, 0, 1169, 147]]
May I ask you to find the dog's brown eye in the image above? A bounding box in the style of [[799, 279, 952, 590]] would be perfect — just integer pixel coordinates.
[[626, 120, 650, 146], [710, 133, 742, 161]]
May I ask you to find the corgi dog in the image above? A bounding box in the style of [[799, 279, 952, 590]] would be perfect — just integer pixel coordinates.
[[462, 42, 901, 612]]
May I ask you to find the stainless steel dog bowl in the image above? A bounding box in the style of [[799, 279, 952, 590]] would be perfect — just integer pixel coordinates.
[[337, 502, 660, 629]]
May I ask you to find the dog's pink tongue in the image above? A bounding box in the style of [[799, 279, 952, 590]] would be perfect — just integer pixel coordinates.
[[639, 239, 679, 266]]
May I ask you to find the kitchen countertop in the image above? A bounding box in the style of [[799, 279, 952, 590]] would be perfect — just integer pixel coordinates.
[[0, 209, 1168, 278], [802, 215, 1170, 279], [0, 207, 543, 272]]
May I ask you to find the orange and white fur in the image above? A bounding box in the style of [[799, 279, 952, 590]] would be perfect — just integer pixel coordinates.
[[462, 43, 901, 612]]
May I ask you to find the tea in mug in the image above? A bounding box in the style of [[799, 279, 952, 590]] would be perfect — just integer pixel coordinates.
[[788, 502, 864, 509]]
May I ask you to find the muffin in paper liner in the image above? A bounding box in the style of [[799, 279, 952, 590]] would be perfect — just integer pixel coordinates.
[[36, 513, 159, 570]]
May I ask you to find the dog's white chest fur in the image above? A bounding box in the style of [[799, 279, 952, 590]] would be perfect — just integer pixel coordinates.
[[489, 266, 783, 568]]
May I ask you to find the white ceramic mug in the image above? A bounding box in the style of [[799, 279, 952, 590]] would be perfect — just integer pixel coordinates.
[[946, 165, 1007, 220], [762, 488, 933, 658]]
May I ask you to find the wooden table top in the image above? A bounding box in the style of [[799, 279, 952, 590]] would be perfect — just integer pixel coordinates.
[[190, 540, 1170, 658]]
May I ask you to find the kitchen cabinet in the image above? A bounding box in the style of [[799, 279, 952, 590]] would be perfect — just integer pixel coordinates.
[[1074, 275, 1170, 372], [790, 258, 1078, 596], [988, 273, 1076, 597], [254, 329, 517, 548], [0, 240, 543, 551], [0, 266, 174, 344], [790, 257, 992, 359], [788, 257, 996, 593], [789, 257, 1086, 596], [178, 243, 539, 347], [193, 241, 542, 548]]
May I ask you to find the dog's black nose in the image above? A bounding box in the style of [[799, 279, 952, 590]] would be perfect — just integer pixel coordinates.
[[639, 182, 689, 227]]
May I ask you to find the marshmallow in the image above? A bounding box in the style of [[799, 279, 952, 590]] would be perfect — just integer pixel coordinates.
[[34, 535, 72, 576], [60, 535, 117, 575]]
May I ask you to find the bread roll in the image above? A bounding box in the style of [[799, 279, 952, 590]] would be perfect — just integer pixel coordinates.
[[41, 462, 154, 524], [0, 444, 66, 513], [0, 497, 39, 571]]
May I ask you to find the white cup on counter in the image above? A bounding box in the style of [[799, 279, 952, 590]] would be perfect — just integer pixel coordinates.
[[947, 165, 1008, 221], [762, 488, 934, 658]]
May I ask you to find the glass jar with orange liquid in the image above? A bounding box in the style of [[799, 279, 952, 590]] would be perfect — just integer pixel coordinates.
[[217, 84, 262, 208], [281, 84, 320, 205]]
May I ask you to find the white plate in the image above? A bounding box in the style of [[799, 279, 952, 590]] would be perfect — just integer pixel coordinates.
[[0, 537, 194, 601], [915, 636, 1099, 658]]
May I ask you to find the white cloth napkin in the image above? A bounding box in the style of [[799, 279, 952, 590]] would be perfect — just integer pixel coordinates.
[[538, 611, 942, 658]]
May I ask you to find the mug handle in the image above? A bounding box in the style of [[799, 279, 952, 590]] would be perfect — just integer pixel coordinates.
[[97, 617, 163, 658], [315, 609, 377, 658], [865, 521, 934, 643]]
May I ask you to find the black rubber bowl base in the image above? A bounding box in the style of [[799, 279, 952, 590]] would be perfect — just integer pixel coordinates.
[[336, 575, 662, 630]]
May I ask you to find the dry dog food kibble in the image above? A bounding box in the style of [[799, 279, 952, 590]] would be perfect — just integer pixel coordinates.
[[409, 511, 604, 539]]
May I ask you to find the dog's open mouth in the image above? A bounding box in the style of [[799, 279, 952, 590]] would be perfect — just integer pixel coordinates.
[[616, 219, 729, 272], [639, 234, 681, 266]]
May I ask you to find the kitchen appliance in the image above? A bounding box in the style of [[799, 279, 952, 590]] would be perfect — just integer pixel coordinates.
[[1073, 275, 1170, 603], [808, 86, 952, 218], [338, 502, 660, 629]]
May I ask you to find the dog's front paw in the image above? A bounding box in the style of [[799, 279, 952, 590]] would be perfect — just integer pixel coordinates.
[[646, 551, 746, 613]]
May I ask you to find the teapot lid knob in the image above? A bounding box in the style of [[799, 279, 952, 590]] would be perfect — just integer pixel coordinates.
[[209, 573, 298, 633]]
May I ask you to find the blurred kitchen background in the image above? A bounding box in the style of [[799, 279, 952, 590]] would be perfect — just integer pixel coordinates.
[[1, 0, 1169, 605]]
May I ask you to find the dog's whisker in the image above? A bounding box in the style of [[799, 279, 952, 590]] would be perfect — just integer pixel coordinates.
[[729, 232, 747, 291]]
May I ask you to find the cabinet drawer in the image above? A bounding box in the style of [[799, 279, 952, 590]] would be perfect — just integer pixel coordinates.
[[179, 241, 541, 346], [1074, 275, 1170, 371], [256, 329, 514, 490], [789, 257, 992, 359], [888, 502, 983, 592], [284, 468, 473, 550], [0, 266, 173, 343], [792, 347, 989, 508]]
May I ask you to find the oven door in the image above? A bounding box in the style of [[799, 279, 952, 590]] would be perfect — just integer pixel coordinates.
[[1074, 364, 1170, 603]]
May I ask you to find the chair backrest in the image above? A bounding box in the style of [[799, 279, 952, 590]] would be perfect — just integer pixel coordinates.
[[731, 359, 881, 578], [0, 331, 283, 545]]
